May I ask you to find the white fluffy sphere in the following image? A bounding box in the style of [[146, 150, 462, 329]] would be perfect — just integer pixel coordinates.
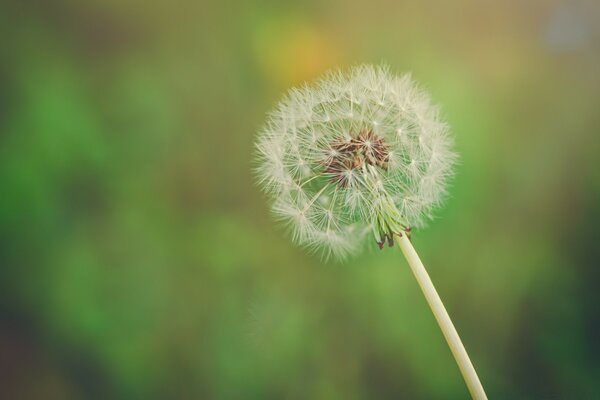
[[255, 65, 456, 259]]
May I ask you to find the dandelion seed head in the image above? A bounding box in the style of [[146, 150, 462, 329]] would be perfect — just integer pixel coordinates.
[[255, 64, 456, 259]]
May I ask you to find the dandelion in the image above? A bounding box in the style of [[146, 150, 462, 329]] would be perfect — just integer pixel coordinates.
[[255, 65, 487, 399], [256, 65, 454, 258]]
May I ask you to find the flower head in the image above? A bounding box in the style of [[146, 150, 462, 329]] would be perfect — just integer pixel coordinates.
[[255, 65, 456, 259]]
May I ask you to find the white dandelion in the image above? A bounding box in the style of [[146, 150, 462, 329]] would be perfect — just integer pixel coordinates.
[[255, 64, 455, 258], [254, 65, 487, 399]]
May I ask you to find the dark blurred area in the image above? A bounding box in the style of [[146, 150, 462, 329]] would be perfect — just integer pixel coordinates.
[[1, 0, 600, 398]]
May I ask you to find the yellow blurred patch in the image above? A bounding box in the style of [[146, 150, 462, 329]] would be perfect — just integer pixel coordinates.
[[252, 16, 341, 86]]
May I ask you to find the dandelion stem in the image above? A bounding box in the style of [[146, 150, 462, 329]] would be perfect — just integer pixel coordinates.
[[395, 233, 487, 400]]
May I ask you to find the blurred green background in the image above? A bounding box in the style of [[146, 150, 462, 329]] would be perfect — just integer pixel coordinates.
[[1, 0, 599, 398]]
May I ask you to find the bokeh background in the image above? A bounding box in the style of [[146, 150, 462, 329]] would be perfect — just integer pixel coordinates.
[[1, 0, 600, 398]]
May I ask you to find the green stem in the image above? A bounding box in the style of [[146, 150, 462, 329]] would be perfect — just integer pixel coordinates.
[[395, 232, 487, 400]]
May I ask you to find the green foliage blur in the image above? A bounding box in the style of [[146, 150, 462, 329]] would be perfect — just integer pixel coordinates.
[[1, 1, 599, 398]]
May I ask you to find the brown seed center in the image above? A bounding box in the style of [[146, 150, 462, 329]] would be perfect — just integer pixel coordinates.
[[321, 129, 390, 187]]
